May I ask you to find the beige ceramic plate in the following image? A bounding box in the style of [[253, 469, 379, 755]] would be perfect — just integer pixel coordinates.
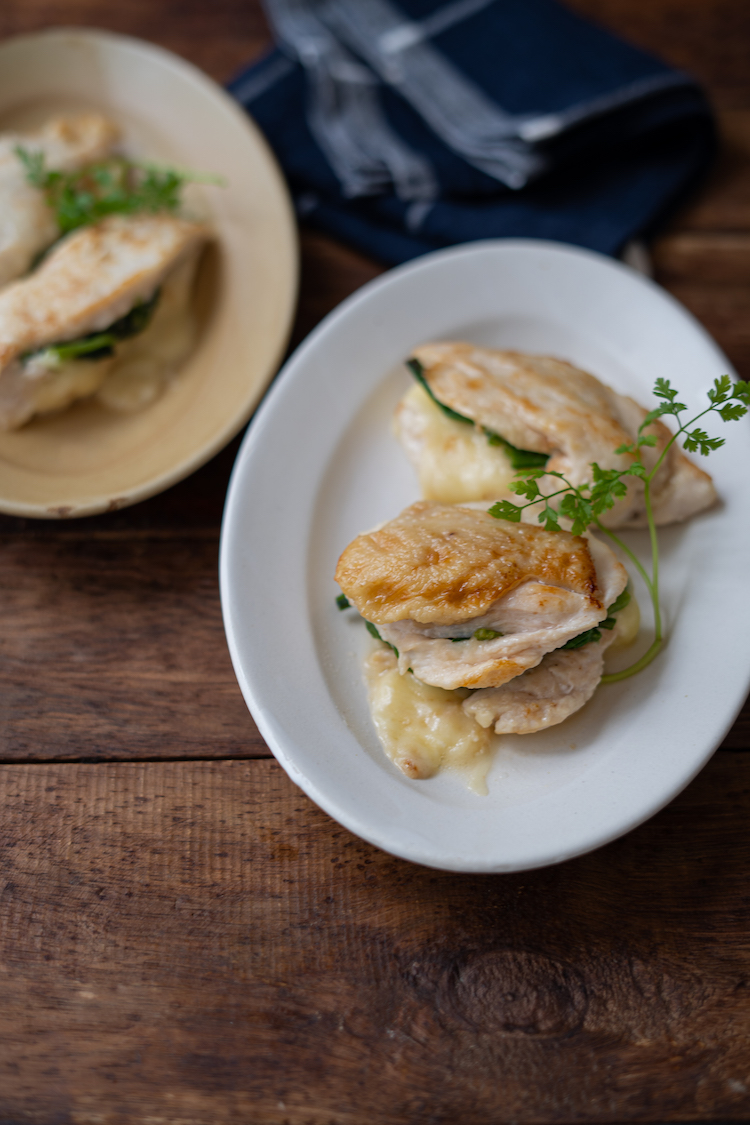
[[0, 28, 298, 517]]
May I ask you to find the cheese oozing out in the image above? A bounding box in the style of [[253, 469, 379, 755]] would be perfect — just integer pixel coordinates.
[[364, 647, 494, 794], [393, 383, 517, 503], [364, 587, 639, 789], [96, 251, 200, 412]]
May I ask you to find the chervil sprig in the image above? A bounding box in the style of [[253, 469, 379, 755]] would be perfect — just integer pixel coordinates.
[[15, 147, 222, 236], [490, 375, 750, 682]]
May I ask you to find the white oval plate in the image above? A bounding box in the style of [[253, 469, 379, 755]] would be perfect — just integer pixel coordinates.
[[0, 29, 297, 517], [221, 239, 750, 873]]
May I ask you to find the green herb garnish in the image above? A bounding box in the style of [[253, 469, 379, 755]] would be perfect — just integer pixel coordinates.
[[336, 594, 351, 610], [15, 147, 219, 236], [406, 356, 549, 470], [22, 291, 160, 366], [489, 375, 750, 681]]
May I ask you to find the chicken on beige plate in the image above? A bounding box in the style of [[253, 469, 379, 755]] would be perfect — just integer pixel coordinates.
[[394, 342, 717, 527], [336, 501, 638, 789], [0, 211, 209, 429], [0, 114, 119, 288]]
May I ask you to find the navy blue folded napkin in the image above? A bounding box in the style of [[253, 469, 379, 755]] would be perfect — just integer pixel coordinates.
[[229, 0, 715, 264]]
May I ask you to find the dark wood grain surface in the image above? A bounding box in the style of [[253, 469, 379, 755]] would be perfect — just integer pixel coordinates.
[[0, 0, 748, 1121], [2, 754, 750, 1125]]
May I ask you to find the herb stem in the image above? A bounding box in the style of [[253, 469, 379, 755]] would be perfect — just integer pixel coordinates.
[[488, 372, 750, 689], [644, 431, 677, 485], [643, 477, 662, 643], [492, 481, 584, 519], [643, 401, 717, 485], [594, 519, 653, 597], [600, 637, 664, 683], [596, 478, 664, 682]]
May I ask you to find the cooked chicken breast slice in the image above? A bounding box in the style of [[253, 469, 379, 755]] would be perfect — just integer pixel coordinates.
[[0, 212, 207, 358], [0, 213, 208, 429], [379, 532, 625, 689], [0, 114, 119, 288], [408, 343, 717, 528], [336, 502, 627, 690], [462, 636, 615, 734], [336, 501, 601, 626], [0, 248, 202, 427]]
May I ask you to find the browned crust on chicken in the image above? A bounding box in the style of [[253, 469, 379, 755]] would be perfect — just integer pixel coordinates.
[[451, 657, 534, 690], [413, 342, 648, 455], [335, 501, 601, 626]]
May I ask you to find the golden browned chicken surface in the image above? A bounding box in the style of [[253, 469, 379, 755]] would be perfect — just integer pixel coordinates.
[[336, 502, 627, 691], [335, 500, 601, 626]]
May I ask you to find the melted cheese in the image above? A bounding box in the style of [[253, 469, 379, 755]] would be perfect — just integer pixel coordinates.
[[393, 384, 516, 503], [607, 593, 641, 651], [363, 588, 640, 790], [17, 352, 114, 416], [96, 251, 199, 412], [364, 647, 494, 794]]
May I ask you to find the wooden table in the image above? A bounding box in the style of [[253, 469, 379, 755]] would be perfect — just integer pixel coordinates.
[[0, 2, 749, 1121]]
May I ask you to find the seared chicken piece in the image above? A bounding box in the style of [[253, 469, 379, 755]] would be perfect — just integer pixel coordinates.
[[463, 633, 614, 734], [463, 590, 640, 735], [0, 212, 208, 429], [0, 114, 119, 287], [401, 343, 717, 528], [336, 501, 627, 690]]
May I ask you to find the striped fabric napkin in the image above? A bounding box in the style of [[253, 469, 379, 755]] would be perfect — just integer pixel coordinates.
[[229, 0, 715, 264]]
